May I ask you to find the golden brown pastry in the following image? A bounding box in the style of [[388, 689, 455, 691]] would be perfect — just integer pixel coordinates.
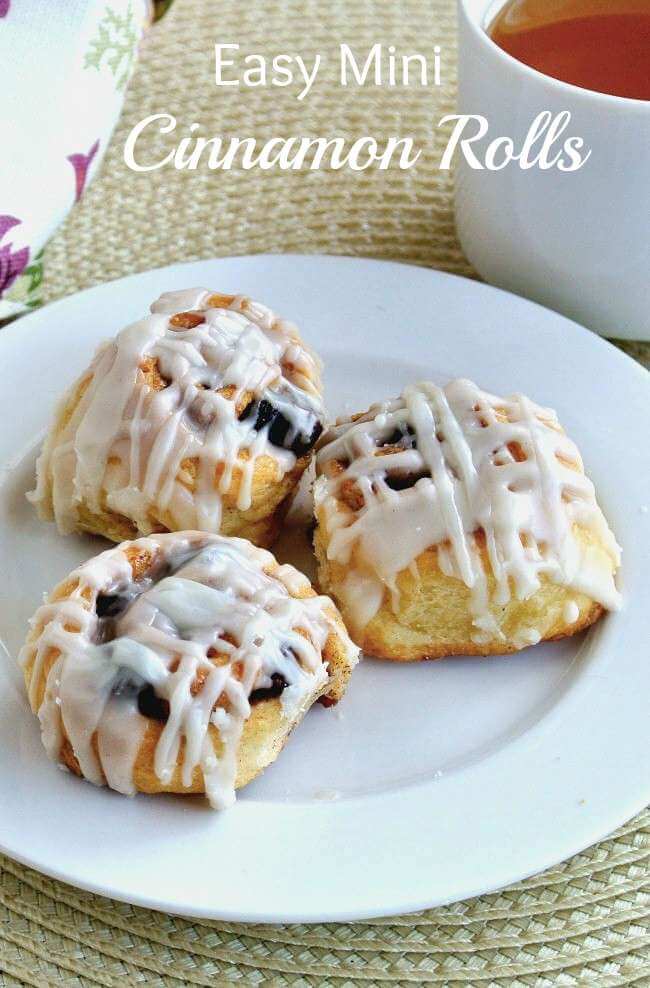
[[29, 289, 325, 547], [314, 379, 621, 660], [20, 532, 359, 808]]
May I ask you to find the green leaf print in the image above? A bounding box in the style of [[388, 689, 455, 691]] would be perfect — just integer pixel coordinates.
[[4, 250, 44, 311], [84, 4, 138, 92]]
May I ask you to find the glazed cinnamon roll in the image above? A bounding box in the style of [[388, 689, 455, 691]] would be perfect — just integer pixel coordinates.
[[29, 290, 325, 547], [20, 532, 359, 808], [314, 379, 621, 660]]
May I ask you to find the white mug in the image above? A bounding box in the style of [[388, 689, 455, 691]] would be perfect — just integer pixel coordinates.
[[455, 0, 650, 340]]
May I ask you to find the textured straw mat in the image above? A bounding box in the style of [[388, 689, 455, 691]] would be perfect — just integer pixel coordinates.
[[2, 0, 649, 984]]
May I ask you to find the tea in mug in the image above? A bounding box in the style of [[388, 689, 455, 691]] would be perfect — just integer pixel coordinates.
[[487, 0, 650, 100]]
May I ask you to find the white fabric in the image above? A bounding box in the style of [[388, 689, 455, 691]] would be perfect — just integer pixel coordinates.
[[0, 0, 150, 317]]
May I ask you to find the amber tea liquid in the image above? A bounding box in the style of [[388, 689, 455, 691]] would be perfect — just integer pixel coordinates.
[[487, 0, 650, 100]]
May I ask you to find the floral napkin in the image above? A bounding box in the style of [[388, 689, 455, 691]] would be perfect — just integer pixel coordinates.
[[0, 0, 152, 318]]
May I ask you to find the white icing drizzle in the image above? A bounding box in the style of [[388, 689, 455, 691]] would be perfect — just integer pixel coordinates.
[[315, 380, 621, 643], [29, 290, 325, 536], [20, 533, 356, 809]]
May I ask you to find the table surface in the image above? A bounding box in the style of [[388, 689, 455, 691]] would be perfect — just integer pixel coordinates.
[[2, 1, 648, 985]]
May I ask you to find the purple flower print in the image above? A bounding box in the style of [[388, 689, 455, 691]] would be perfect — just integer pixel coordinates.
[[67, 139, 100, 203], [0, 216, 29, 296], [0, 1, 10, 19]]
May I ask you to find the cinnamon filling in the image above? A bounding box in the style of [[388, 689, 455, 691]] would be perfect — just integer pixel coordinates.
[[137, 684, 170, 722], [239, 397, 323, 457], [249, 672, 288, 704]]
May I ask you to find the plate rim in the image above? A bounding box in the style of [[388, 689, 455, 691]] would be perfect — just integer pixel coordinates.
[[1, 251, 648, 380]]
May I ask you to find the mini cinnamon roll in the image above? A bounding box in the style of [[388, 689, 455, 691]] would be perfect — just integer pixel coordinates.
[[29, 290, 325, 547], [314, 379, 621, 660], [20, 532, 359, 808]]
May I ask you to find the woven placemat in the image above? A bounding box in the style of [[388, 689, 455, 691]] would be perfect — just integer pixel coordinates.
[[2, 1, 648, 984]]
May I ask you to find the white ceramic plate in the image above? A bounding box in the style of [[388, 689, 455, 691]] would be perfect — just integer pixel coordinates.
[[0, 255, 648, 922]]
